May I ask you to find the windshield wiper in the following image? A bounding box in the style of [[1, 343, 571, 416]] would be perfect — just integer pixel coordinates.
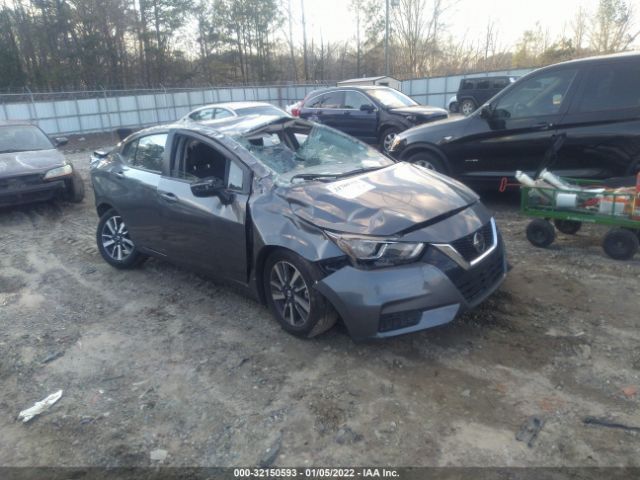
[[290, 166, 384, 183]]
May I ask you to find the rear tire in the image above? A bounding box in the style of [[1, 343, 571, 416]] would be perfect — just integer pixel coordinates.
[[263, 249, 337, 338], [553, 219, 581, 235], [602, 228, 639, 260], [460, 99, 477, 116], [406, 151, 447, 173], [526, 219, 555, 248], [97, 209, 147, 269]]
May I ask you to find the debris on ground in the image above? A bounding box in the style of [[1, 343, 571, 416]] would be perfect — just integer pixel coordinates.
[[515, 416, 544, 447], [18, 390, 63, 423], [259, 433, 282, 467], [150, 449, 168, 462], [621, 386, 638, 399], [583, 417, 640, 433], [42, 351, 65, 364]]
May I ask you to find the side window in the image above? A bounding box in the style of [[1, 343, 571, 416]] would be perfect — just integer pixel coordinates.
[[172, 136, 245, 191], [574, 62, 640, 113], [320, 91, 344, 109], [493, 69, 577, 119], [130, 134, 167, 172], [190, 109, 214, 121], [121, 139, 138, 163], [307, 94, 324, 109], [477, 80, 491, 90], [343, 91, 374, 109], [215, 108, 233, 119], [493, 79, 509, 89], [461, 80, 474, 90]]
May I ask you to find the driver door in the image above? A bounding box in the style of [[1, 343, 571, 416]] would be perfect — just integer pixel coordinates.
[[458, 68, 579, 181], [156, 132, 250, 283]]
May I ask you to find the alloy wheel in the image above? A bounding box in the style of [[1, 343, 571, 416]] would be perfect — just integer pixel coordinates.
[[383, 132, 397, 152], [461, 100, 475, 116], [413, 158, 437, 170], [101, 215, 135, 261], [269, 261, 311, 327]]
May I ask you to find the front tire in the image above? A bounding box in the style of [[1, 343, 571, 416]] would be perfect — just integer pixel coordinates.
[[96, 209, 146, 269], [66, 169, 85, 203], [263, 250, 337, 338], [406, 151, 447, 173], [380, 127, 400, 152]]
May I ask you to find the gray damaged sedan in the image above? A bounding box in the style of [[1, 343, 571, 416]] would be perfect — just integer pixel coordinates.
[[90, 116, 507, 339]]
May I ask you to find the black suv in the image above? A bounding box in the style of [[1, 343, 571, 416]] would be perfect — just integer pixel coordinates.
[[299, 86, 447, 151], [450, 76, 516, 116], [389, 52, 640, 184]]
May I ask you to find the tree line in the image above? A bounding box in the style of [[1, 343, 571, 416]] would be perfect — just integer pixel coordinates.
[[0, 0, 638, 92]]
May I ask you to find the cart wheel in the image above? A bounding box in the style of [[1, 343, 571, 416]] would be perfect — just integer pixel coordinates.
[[526, 219, 556, 248], [553, 219, 581, 235], [602, 228, 639, 260]]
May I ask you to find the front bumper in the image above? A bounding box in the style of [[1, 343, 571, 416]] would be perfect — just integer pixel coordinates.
[[315, 240, 507, 340], [0, 178, 68, 207]]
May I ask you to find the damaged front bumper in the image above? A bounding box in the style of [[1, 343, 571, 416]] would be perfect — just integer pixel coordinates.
[[315, 238, 507, 340]]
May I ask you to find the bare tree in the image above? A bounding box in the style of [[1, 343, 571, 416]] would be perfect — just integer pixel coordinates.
[[589, 0, 640, 53]]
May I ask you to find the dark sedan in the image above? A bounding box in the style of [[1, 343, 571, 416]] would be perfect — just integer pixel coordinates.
[[90, 115, 506, 339], [0, 123, 84, 206], [299, 86, 448, 151]]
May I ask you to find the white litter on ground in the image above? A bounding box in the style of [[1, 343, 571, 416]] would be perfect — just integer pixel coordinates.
[[18, 390, 63, 423]]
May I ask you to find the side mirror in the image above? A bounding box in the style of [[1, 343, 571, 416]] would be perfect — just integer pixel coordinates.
[[360, 104, 376, 113], [54, 137, 68, 146], [479, 105, 493, 119], [190, 177, 234, 204]]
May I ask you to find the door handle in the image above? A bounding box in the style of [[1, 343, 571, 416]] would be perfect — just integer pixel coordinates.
[[114, 171, 125, 179], [535, 122, 553, 130], [159, 191, 177, 203]]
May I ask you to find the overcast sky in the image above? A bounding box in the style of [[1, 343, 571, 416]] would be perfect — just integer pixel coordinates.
[[290, 0, 605, 50]]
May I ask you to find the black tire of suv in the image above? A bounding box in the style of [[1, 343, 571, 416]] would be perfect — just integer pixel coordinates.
[[406, 151, 447, 173], [602, 228, 639, 260], [96, 208, 147, 269], [526, 219, 555, 248], [66, 169, 85, 203], [553, 219, 582, 235], [263, 249, 338, 338], [460, 99, 476, 116]]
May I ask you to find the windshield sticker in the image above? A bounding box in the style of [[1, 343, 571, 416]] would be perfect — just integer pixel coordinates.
[[327, 178, 374, 199]]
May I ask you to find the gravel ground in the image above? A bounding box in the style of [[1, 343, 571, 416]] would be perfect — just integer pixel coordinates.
[[0, 138, 639, 468]]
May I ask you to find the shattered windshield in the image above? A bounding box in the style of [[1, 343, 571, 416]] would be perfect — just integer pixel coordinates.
[[236, 123, 393, 185], [0, 125, 54, 153]]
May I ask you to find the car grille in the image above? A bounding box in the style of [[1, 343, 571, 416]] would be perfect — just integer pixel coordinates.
[[450, 222, 494, 262], [378, 310, 422, 333], [448, 249, 504, 305], [0, 174, 44, 191]]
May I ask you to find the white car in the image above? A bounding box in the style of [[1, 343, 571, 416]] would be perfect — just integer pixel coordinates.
[[179, 101, 287, 123]]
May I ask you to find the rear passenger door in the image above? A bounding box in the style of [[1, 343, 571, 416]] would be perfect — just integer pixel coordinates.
[[156, 132, 250, 283], [554, 60, 640, 178]]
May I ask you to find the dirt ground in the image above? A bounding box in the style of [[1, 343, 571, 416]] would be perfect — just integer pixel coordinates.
[[0, 136, 639, 468]]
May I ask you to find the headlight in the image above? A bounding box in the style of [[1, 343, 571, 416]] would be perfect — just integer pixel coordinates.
[[326, 232, 424, 267], [43, 164, 73, 180]]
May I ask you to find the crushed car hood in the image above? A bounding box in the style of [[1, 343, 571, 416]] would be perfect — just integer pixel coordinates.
[[0, 149, 65, 177], [283, 162, 479, 236], [389, 105, 448, 118]]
